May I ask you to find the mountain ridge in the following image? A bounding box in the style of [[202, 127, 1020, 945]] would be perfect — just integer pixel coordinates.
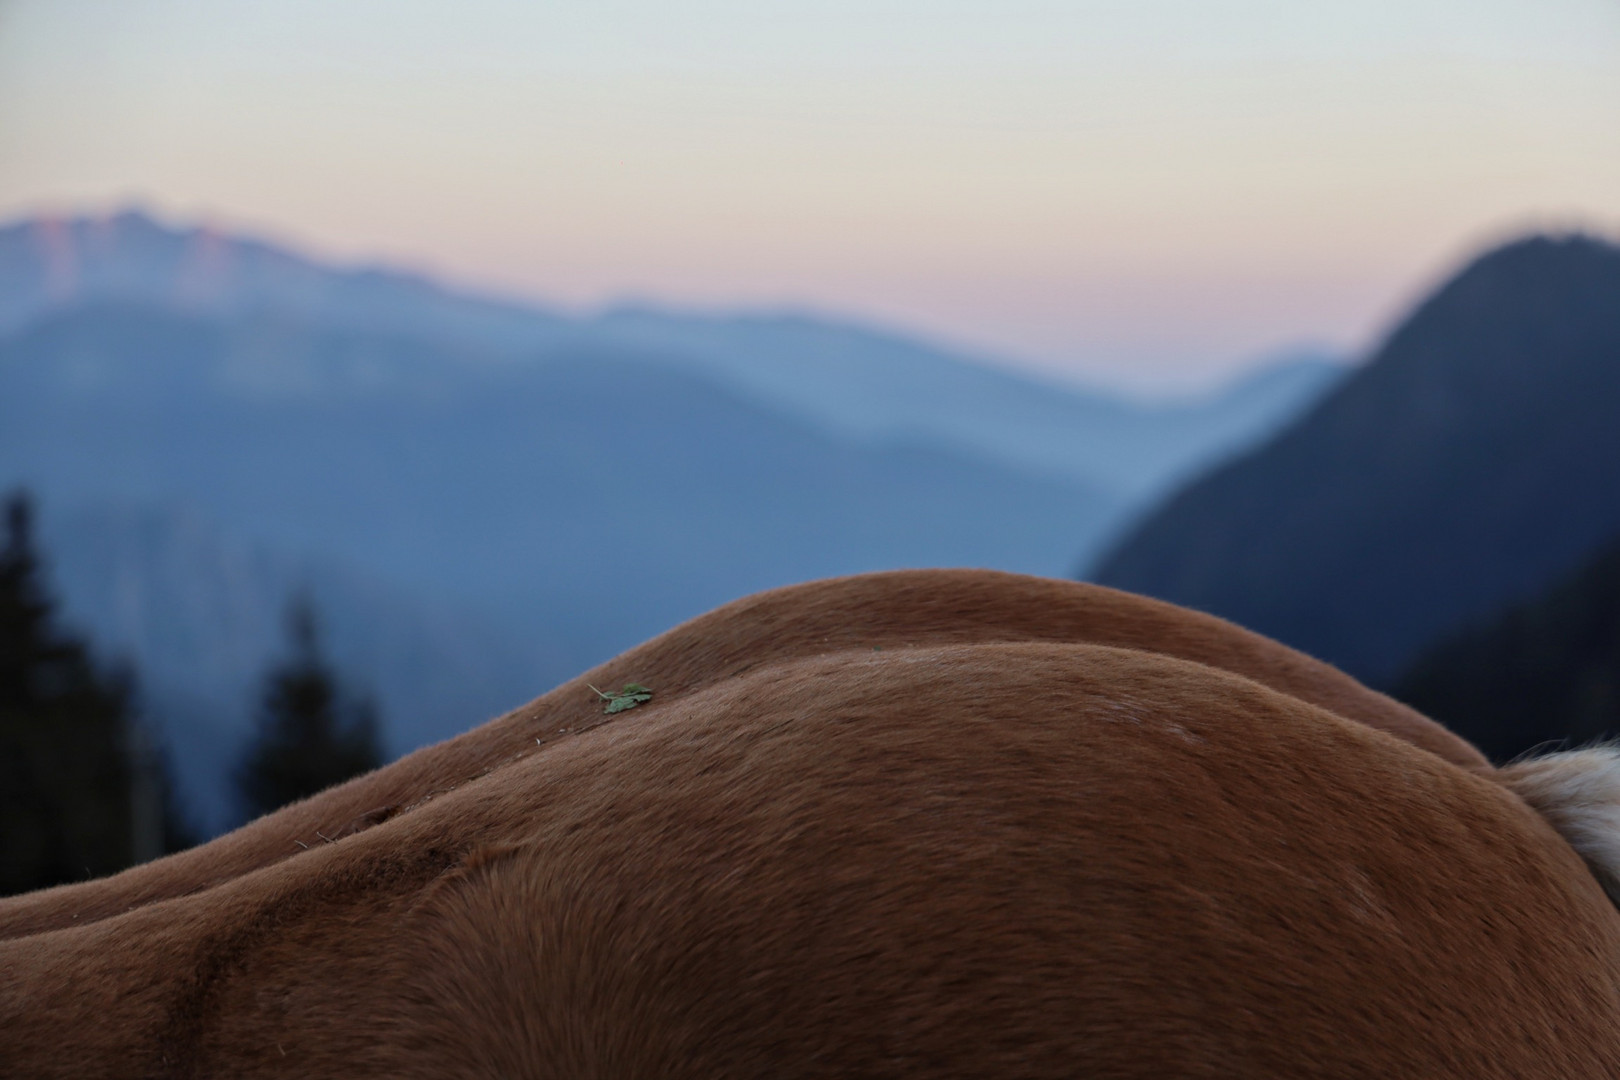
[[0, 209, 1354, 834], [1093, 231, 1620, 684], [2, 301, 1124, 836], [0, 208, 1344, 500]]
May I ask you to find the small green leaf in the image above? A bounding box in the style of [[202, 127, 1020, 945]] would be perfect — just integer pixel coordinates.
[[590, 682, 654, 714]]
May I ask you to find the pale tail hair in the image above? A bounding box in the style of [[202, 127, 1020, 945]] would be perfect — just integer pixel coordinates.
[[1499, 745, 1620, 908]]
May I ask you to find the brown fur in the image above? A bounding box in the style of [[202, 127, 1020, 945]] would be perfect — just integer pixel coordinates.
[[2, 569, 1615, 1077]]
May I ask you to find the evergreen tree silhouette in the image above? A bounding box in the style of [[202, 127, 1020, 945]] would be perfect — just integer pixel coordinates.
[[236, 595, 384, 819], [0, 490, 156, 895], [1397, 534, 1620, 761]]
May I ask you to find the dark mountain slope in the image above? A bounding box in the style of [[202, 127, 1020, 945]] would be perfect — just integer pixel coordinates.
[[1396, 534, 1620, 762], [1093, 233, 1620, 684]]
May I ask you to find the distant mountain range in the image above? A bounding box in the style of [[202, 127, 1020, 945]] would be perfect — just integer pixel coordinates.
[[0, 301, 1125, 622], [0, 211, 1343, 501], [0, 210, 572, 349], [574, 307, 1344, 501], [1093, 233, 1620, 687], [0, 302, 1119, 829], [0, 209, 1346, 832]]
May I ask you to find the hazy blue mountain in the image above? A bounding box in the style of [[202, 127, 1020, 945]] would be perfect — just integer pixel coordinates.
[[0, 210, 1344, 501], [588, 306, 1344, 498], [0, 208, 1350, 832], [0, 301, 1121, 601], [36, 500, 574, 834], [0, 303, 1121, 755], [1093, 233, 1620, 685], [1395, 532, 1620, 762], [0, 210, 569, 349]]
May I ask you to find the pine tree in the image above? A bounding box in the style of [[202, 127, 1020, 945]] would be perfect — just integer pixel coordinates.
[[236, 595, 384, 819], [0, 491, 144, 895], [1397, 534, 1620, 761]]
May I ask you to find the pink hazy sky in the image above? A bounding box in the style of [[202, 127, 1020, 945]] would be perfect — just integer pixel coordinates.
[[1, 0, 1616, 389]]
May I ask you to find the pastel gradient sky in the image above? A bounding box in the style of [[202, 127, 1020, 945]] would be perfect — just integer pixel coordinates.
[[1, 0, 1616, 388]]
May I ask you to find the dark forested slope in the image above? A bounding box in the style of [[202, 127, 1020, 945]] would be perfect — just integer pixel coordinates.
[[1396, 534, 1620, 762], [1094, 233, 1620, 684]]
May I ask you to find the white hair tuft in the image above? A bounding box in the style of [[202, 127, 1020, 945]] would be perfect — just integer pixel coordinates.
[[1499, 746, 1620, 907]]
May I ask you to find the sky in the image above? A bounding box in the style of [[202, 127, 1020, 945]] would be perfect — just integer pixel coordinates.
[[0, 0, 1616, 390]]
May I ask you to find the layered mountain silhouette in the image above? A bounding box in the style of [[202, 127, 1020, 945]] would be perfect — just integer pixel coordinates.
[[0, 208, 1345, 831], [1093, 233, 1620, 685], [577, 307, 1342, 500], [2, 302, 1124, 829], [0, 210, 570, 348], [0, 210, 1340, 501], [1396, 533, 1620, 762], [0, 302, 1124, 625]]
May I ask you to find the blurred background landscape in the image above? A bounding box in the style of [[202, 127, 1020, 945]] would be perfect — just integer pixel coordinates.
[[1, 0, 1617, 889]]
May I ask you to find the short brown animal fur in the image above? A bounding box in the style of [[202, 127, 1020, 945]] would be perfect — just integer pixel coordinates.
[[3, 569, 1618, 1078]]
